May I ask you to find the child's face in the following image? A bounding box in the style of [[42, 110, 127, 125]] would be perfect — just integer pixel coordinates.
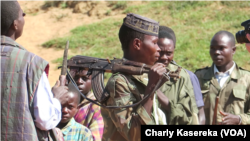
[[60, 92, 79, 123], [70, 69, 92, 95]]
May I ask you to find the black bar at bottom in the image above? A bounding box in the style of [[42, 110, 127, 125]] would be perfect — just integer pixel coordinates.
[[141, 125, 248, 140]]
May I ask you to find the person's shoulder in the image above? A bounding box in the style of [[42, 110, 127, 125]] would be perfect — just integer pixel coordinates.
[[79, 101, 100, 112], [16, 47, 47, 64], [237, 68, 250, 89], [169, 61, 191, 79], [106, 73, 131, 89], [194, 66, 210, 77], [238, 66, 250, 74], [107, 73, 129, 82], [168, 61, 179, 70], [185, 69, 196, 77], [237, 66, 250, 82], [74, 122, 93, 140], [74, 120, 91, 132]]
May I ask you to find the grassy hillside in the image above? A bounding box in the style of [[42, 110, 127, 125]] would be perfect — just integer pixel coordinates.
[[42, 1, 250, 72]]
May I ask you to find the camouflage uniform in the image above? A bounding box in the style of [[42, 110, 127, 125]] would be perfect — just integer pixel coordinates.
[[101, 73, 165, 141], [158, 62, 199, 125], [195, 63, 250, 125]]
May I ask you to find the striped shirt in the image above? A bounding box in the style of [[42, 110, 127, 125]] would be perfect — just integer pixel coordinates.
[[61, 118, 93, 141], [74, 92, 104, 141]]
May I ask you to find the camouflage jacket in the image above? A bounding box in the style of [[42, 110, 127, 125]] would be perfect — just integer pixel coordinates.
[[101, 73, 164, 141], [158, 62, 199, 125], [195, 63, 250, 125]]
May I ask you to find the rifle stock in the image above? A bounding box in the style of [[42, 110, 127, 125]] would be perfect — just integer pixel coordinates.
[[67, 55, 181, 104], [212, 96, 219, 125]]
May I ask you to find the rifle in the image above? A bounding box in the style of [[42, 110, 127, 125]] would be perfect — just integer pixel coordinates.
[[59, 40, 69, 86], [212, 96, 219, 125], [67, 55, 181, 109], [49, 41, 70, 141]]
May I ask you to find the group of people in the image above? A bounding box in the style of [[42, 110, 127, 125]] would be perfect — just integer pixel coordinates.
[[1, 1, 250, 141]]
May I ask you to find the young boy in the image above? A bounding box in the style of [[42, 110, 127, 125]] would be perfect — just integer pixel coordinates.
[[69, 65, 104, 141], [57, 83, 93, 141], [101, 13, 167, 141]]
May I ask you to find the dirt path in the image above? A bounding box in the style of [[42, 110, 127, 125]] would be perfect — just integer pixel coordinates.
[[17, 1, 125, 87]]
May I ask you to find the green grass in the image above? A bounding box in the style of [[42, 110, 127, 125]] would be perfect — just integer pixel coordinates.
[[42, 18, 123, 57], [42, 1, 250, 72], [108, 1, 127, 10]]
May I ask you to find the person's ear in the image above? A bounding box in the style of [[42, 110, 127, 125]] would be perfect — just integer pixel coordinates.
[[12, 20, 18, 31], [132, 38, 142, 51], [8, 20, 18, 33]]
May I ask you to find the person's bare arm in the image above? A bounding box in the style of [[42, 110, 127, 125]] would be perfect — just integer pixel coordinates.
[[156, 90, 170, 112]]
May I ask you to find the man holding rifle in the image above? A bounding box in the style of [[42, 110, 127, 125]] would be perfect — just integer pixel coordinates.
[[101, 13, 167, 141], [156, 25, 201, 125], [195, 31, 250, 125]]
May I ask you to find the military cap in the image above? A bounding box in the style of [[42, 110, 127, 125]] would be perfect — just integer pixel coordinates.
[[123, 13, 159, 36]]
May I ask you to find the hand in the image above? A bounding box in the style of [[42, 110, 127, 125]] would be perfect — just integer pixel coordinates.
[[245, 33, 250, 53], [52, 80, 68, 104], [220, 111, 241, 125], [143, 63, 166, 115], [59, 75, 67, 86], [147, 63, 166, 91]]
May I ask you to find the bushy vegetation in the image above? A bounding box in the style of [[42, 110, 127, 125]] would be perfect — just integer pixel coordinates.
[[42, 1, 250, 72]]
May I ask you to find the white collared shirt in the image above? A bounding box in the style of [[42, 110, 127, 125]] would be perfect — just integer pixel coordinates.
[[33, 72, 62, 130], [214, 62, 235, 88]]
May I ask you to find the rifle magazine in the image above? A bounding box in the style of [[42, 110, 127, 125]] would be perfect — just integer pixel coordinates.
[[91, 70, 110, 103]]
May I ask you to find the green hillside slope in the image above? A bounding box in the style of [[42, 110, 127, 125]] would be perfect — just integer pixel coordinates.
[[42, 1, 250, 72]]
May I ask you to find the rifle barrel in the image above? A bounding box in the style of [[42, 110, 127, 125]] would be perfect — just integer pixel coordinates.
[[61, 41, 69, 75]]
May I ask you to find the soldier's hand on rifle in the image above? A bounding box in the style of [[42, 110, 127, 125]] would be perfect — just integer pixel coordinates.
[[52, 80, 68, 104], [220, 111, 241, 125], [147, 63, 167, 94], [143, 63, 166, 115]]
